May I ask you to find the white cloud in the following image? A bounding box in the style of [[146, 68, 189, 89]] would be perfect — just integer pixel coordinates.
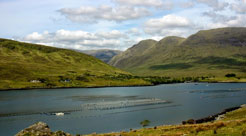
[[196, 0, 229, 11], [180, 1, 195, 8], [230, 1, 246, 13], [144, 15, 192, 35], [162, 1, 174, 10], [207, 14, 246, 29], [203, 11, 236, 22], [55, 29, 96, 41], [22, 29, 132, 50], [6, 0, 246, 51], [24, 32, 44, 41], [96, 30, 127, 39], [112, 0, 164, 8], [127, 28, 142, 36], [226, 14, 246, 26], [58, 5, 151, 23], [79, 39, 121, 47]]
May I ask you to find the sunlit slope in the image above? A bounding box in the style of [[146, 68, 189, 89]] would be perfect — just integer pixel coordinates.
[[109, 39, 157, 69], [0, 38, 150, 90], [110, 27, 246, 78]]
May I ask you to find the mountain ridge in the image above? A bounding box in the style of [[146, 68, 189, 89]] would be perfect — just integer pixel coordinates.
[[109, 27, 246, 78]]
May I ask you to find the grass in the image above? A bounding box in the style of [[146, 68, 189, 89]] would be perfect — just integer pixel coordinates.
[[0, 38, 150, 90], [109, 28, 246, 80], [3, 38, 241, 91], [84, 106, 246, 136]]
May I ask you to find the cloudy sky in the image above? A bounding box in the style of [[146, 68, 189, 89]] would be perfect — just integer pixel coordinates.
[[1, 0, 246, 50]]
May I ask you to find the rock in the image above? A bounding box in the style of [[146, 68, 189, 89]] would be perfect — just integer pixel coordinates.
[[216, 115, 225, 120], [15, 122, 72, 136], [241, 104, 246, 108], [15, 122, 51, 136]]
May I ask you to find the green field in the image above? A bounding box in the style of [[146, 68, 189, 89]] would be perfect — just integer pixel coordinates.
[[109, 27, 246, 80], [0, 38, 150, 90]]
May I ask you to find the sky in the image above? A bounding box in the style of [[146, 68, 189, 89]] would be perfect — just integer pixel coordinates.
[[0, 0, 246, 51]]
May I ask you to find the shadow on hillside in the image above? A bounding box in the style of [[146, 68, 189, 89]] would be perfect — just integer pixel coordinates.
[[149, 56, 246, 70], [195, 56, 246, 66], [149, 63, 192, 70]]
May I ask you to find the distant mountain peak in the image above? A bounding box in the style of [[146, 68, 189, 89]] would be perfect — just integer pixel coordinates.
[[79, 49, 122, 63]]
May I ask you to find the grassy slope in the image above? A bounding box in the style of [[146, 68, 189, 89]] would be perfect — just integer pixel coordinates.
[[109, 28, 246, 80], [109, 39, 157, 68], [0, 38, 150, 90], [85, 106, 246, 136]]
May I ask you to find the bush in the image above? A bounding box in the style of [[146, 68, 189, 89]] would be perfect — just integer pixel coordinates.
[[76, 76, 89, 82], [242, 130, 246, 136], [225, 73, 236, 77], [37, 78, 46, 83], [186, 119, 196, 124], [140, 120, 150, 127]]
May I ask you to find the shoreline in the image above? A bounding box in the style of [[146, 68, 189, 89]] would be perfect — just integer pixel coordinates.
[[1, 81, 246, 91], [88, 105, 245, 135], [15, 104, 246, 136], [182, 106, 242, 124]]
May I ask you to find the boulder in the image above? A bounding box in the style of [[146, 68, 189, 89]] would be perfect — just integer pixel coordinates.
[[15, 122, 72, 136]]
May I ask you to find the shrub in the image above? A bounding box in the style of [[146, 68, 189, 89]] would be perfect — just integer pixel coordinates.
[[225, 73, 236, 77], [213, 129, 217, 134], [242, 130, 246, 136], [140, 120, 150, 127], [76, 76, 89, 82], [37, 78, 46, 83], [186, 119, 196, 124]]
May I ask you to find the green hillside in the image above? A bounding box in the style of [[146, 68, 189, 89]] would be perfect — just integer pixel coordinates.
[[0, 38, 150, 90], [109, 27, 246, 81], [109, 39, 157, 68]]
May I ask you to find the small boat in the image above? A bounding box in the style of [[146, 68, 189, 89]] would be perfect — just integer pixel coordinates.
[[55, 112, 64, 116]]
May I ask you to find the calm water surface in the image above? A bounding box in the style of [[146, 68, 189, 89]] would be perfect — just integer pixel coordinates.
[[1, 83, 246, 136]]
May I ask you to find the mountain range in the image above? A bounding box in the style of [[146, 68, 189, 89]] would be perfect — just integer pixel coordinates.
[[1, 27, 246, 90], [109, 27, 246, 79]]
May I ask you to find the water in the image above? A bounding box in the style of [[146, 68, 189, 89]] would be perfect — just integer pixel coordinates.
[[1, 83, 246, 136]]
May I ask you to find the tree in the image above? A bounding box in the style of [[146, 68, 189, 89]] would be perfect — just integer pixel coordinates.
[[140, 120, 150, 127], [225, 73, 236, 77]]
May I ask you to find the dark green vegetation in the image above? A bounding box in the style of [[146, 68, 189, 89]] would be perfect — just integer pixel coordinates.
[[225, 73, 236, 77], [109, 27, 246, 82], [0, 38, 150, 90], [140, 120, 151, 127], [80, 49, 122, 63]]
